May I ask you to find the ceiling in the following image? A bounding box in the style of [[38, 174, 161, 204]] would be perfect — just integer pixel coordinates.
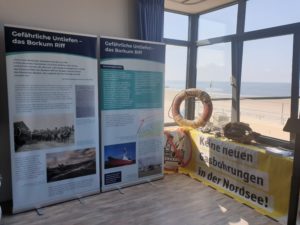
[[164, 0, 237, 14]]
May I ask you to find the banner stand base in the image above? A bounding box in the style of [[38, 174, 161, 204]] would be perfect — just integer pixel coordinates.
[[117, 186, 124, 195], [77, 196, 85, 205], [147, 179, 157, 187], [35, 208, 44, 216]]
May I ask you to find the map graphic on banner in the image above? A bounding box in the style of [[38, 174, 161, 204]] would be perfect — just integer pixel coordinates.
[[5, 25, 100, 213], [100, 37, 165, 191]]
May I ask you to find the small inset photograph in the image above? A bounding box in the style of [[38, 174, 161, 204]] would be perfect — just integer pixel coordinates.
[[46, 148, 96, 183], [104, 142, 136, 169], [75, 85, 95, 118], [14, 114, 74, 152], [138, 155, 162, 178]]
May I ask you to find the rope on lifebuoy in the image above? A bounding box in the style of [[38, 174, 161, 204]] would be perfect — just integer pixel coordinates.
[[171, 88, 213, 128]]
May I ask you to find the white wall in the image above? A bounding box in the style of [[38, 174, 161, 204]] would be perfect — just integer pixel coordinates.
[[0, 0, 138, 202], [0, 0, 137, 37]]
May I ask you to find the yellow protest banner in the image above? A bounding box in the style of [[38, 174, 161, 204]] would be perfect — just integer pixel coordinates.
[[175, 129, 292, 221]]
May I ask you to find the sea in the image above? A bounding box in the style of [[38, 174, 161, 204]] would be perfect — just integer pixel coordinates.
[[165, 80, 295, 98]]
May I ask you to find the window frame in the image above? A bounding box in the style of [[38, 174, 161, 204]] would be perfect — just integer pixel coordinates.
[[163, 0, 300, 148]]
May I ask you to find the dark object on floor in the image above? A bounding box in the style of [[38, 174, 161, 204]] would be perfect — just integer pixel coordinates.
[[223, 122, 260, 144]]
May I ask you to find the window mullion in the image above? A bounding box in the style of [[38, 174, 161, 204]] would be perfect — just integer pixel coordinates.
[[185, 14, 198, 120], [290, 32, 300, 139]]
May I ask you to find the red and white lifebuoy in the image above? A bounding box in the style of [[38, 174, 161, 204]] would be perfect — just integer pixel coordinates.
[[171, 88, 213, 128]]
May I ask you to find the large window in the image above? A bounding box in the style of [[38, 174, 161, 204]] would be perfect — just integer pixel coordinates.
[[164, 45, 188, 123], [241, 35, 293, 140], [164, 1, 300, 144], [198, 4, 237, 40], [196, 43, 232, 126]]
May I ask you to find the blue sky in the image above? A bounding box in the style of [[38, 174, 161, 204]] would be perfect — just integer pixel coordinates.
[[163, 0, 300, 83]]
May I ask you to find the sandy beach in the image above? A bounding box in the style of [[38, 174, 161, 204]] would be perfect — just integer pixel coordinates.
[[164, 88, 292, 141]]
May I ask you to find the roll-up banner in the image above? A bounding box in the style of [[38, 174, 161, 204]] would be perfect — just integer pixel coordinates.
[[100, 37, 165, 191], [5, 25, 100, 213]]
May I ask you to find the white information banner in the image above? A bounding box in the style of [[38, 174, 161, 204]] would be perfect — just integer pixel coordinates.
[[100, 37, 165, 191], [5, 25, 100, 213]]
